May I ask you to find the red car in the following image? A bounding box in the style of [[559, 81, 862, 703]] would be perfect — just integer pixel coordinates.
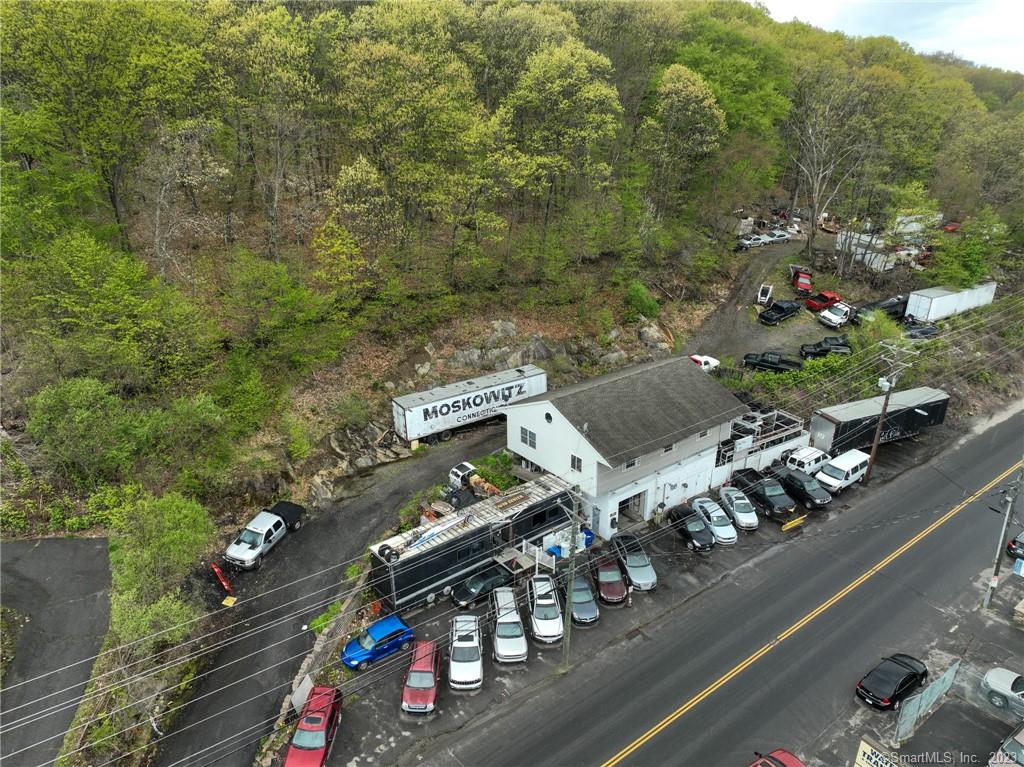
[[284, 686, 342, 767], [589, 546, 627, 604], [805, 291, 843, 312], [746, 749, 806, 767], [401, 640, 441, 715], [790, 269, 813, 295]]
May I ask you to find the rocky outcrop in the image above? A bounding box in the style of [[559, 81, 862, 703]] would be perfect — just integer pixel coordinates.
[[308, 423, 412, 509], [484, 319, 517, 349]]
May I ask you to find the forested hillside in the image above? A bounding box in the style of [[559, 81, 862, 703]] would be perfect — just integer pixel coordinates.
[[3, 1, 1022, 761]]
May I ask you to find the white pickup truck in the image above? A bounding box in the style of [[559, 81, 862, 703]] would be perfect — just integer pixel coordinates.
[[224, 501, 305, 570]]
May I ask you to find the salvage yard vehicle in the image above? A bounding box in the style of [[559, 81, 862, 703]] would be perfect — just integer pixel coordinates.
[[789, 265, 813, 295], [775, 468, 832, 510], [224, 500, 304, 570], [981, 667, 1024, 716], [736, 235, 761, 250], [818, 301, 854, 329], [610, 532, 658, 591], [769, 229, 790, 243], [729, 469, 801, 526], [799, 335, 851, 359], [814, 449, 869, 494], [448, 615, 483, 691], [667, 505, 716, 552], [851, 295, 907, 324], [284, 686, 342, 767], [565, 573, 600, 626], [491, 587, 529, 663], [589, 547, 628, 604], [401, 641, 441, 715], [805, 291, 843, 312], [526, 575, 563, 643], [758, 300, 803, 326], [718, 487, 759, 531], [341, 615, 415, 671], [689, 354, 720, 372], [743, 351, 803, 373], [903, 323, 939, 341], [855, 653, 928, 710], [693, 497, 737, 545]]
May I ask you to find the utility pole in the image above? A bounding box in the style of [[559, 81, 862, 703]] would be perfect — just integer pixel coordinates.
[[561, 506, 579, 673], [982, 462, 1023, 609], [864, 341, 917, 484]]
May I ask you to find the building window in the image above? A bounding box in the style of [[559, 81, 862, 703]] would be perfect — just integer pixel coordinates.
[[663, 443, 674, 454], [520, 427, 536, 449], [697, 429, 710, 439], [624, 457, 639, 470], [570, 454, 582, 472]]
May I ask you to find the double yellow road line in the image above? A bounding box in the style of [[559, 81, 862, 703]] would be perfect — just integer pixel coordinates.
[[602, 460, 1022, 767]]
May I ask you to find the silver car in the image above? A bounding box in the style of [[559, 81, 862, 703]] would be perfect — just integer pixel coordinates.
[[693, 498, 738, 545], [609, 532, 657, 591], [491, 587, 528, 663], [982, 667, 1024, 715], [719, 487, 759, 531], [526, 575, 563, 643], [566, 573, 600, 626]]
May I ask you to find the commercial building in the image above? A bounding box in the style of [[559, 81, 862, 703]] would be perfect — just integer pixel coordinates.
[[504, 356, 808, 539]]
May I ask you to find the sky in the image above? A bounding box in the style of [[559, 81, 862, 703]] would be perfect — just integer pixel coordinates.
[[760, 0, 1022, 73]]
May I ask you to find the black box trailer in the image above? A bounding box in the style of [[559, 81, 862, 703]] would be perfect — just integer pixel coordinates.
[[809, 386, 949, 454], [368, 475, 574, 613]]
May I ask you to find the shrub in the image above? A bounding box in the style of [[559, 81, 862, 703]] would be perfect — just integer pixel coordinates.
[[0, 503, 29, 535], [623, 280, 660, 322], [474, 453, 518, 490], [282, 415, 312, 462], [309, 601, 342, 634], [332, 394, 371, 430]]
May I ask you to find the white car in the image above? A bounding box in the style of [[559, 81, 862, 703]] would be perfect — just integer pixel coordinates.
[[448, 615, 483, 690], [981, 667, 1024, 716], [689, 354, 720, 372], [818, 301, 854, 328], [526, 575, 563, 644], [752, 234, 774, 247], [736, 235, 761, 249], [768, 229, 790, 242], [718, 487, 758, 531], [693, 497, 738, 545]]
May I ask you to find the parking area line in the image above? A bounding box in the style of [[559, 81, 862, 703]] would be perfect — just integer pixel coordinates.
[[600, 460, 1022, 767]]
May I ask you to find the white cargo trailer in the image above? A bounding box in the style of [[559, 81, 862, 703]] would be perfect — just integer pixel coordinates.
[[905, 282, 996, 322], [392, 365, 547, 443]]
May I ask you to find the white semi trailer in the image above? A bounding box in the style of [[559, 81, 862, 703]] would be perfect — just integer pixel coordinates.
[[905, 282, 996, 322], [392, 365, 547, 443]]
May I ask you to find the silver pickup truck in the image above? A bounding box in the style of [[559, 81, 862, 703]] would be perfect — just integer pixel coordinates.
[[224, 501, 304, 570]]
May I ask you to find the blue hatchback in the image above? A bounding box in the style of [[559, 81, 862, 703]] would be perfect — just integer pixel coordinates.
[[340, 614, 415, 671]]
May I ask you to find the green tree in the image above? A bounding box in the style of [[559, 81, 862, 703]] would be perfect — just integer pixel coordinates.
[[311, 216, 370, 310], [929, 208, 1007, 288]]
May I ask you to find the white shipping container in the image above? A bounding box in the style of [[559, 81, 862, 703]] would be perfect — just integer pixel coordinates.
[[392, 365, 548, 442], [906, 282, 996, 322]]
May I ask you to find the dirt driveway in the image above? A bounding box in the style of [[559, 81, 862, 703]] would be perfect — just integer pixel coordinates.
[[685, 241, 836, 363]]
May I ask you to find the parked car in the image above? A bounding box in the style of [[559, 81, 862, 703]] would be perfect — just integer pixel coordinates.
[[589, 547, 628, 604], [903, 324, 939, 341], [224, 500, 304, 570], [341, 615, 415, 671], [730, 468, 798, 522], [284, 686, 342, 767], [805, 291, 843, 313], [667, 505, 716, 552], [745, 750, 806, 767], [855, 654, 928, 710], [565, 572, 600, 626], [799, 335, 852, 359], [815, 449, 870, 494], [758, 300, 803, 326], [743, 351, 803, 373], [818, 301, 854, 329], [689, 354, 720, 372], [610, 532, 658, 591], [693, 497, 738, 545], [990, 720, 1024, 767], [769, 229, 790, 243], [789, 266, 813, 295], [752, 233, 775, 247], [1008, 530, 1024, 560], [784, 447, 830, 477], [981, 667, 1024, 716], [490, 587, 528, 663], [448, 615, 483, 691], [776, 467, 832, 510], [736, 235, 761, 250], [526, 574, 563, 643], [718, 487, 759, 531], [451, 564, 513, 608], [401, 641, 441, 715], [852, 295, 908, 324]]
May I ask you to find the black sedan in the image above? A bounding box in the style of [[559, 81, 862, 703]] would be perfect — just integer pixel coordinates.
[[758, 300, 803, 326], [904, 324, 939, 341], [667, 505, 716, 553], [776, 468, 832, 510], [451, 565, 513, 608], [799, 335, 852, 359], [1008, 530, 1024, 560], [855, 654, 928, 710]]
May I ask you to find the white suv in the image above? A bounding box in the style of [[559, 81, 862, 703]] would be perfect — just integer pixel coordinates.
[[491, 587, 528, 663], [448, 615, 483, 690], [526, 575, 563, 644]]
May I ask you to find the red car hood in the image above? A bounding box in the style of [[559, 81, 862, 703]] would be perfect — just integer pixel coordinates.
[[403, 686, 437, 708], [600, 580, 626, 600], [284, 744, 327, 767]]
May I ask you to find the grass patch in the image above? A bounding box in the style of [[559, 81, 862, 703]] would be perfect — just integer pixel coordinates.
[[472, 452, 518, 490], [309, 601, 342, 634]]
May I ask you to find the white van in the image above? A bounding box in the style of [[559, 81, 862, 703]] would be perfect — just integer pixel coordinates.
[[490, 587, 528, 664], [785, 447, 830, 476], [815, 449, 870, 493]]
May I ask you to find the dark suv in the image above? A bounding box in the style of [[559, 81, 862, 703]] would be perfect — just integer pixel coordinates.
[[776, 468, 832, 510], [730, 469, 799, 522]]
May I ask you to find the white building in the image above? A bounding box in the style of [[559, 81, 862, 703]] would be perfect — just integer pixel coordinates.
[[504, 357, 808, 540]]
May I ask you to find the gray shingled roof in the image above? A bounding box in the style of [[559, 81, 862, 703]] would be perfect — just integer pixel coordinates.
[[520, 356, 748, 465]]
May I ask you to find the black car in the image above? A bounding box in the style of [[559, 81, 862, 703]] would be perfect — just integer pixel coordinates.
[[799, 335, 852, 359], [903, 324, 939, 341], [451, 565, 513, 608], [730, 469, 797, 520], [855, 654, 928, 710], [758, 300, 803, 326], [852, 295, 908, 324], [667, 505, 716, 552], [742, 351, 803, 373], [776, 468, 832, 509], [1008, 530, 1024, 560]]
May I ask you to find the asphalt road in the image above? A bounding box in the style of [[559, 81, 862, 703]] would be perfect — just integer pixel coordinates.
[[411, 410, 1024, 767], [0, 538, 111, 767], [152, 426, 505, 767]]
